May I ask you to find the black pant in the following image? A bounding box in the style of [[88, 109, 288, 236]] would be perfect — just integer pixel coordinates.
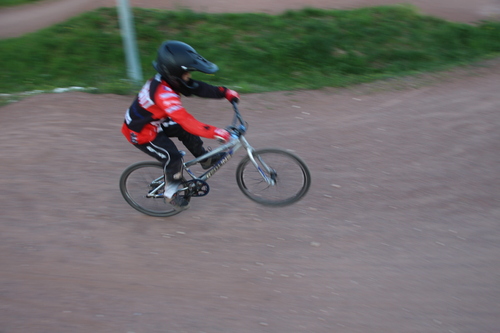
[[134, 124, 206, 175]]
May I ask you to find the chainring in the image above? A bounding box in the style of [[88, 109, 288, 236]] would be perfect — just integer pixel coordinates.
[[185, 179, 210, 197]]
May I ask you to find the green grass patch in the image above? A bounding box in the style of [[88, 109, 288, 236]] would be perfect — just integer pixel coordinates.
[[1, 6, 499, 95], [0, 0, 42, 7]]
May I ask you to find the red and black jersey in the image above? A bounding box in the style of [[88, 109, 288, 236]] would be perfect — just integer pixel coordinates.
[[122, 74, 228, 144]]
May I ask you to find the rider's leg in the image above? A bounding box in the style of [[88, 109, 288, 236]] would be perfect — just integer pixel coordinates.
[[133, 132, 181, 168], [164, 123, 206, 157], [164, 124, 225, 169], [133, 134, 187, 206]]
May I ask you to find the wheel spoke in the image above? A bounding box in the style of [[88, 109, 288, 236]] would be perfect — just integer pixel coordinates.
[[236, 149, 311, 206], [119, 161, 187, 217]]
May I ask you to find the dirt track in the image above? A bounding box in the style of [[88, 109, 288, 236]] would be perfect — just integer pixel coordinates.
[[1, 1, 500, 332]]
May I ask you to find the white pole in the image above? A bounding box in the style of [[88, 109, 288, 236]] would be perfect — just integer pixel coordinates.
[[117, 0, 143, 84]]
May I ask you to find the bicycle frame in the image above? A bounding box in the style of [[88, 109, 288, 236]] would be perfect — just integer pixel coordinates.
[[146, 103, 276, 199], [182, 102, 276, 185]]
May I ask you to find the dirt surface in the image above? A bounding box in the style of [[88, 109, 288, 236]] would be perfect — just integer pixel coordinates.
[[1, 1, 500, 333]]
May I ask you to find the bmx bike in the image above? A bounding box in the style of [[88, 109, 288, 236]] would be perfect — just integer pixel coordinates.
[[119, 102, 311, 217]]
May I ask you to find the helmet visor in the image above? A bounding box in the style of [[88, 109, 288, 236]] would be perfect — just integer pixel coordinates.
[[182, 50, 219, 74]]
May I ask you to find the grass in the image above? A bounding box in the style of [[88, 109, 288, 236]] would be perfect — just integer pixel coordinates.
[[0, 0, 41, 7], [0, 5, 499, 96]]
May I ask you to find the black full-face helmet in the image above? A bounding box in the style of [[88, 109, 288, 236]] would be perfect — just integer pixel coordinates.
[[153, 40, 218, 89]]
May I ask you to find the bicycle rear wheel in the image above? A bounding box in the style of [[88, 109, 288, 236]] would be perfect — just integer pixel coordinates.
[[236, 149, 311, 206], [119, 161, 188, 217]]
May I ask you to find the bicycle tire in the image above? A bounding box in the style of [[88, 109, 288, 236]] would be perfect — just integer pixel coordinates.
[[236, 149, 311, 206], [119, 161, 188, 217]]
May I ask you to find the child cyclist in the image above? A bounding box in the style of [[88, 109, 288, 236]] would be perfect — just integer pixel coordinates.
[[121, 40, 240, 209]]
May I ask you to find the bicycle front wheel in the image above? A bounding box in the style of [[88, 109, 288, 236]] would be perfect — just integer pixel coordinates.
[[236, 149, 311, 206], [119, 161, 187, 217]]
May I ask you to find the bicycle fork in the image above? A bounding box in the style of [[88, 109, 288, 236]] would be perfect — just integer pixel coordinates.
[[241, 136, 277, 186]]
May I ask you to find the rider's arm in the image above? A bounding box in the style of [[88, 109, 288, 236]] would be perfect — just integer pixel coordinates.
[[169, 107, 219, 139], [155, 86, 229, 141], [190, 80, 240, 102], [189, 80, 225, 98]]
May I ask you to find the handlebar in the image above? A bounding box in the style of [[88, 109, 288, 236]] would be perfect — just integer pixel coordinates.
[[228, 101, 248, 137], [231, 101, 245, 126]]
